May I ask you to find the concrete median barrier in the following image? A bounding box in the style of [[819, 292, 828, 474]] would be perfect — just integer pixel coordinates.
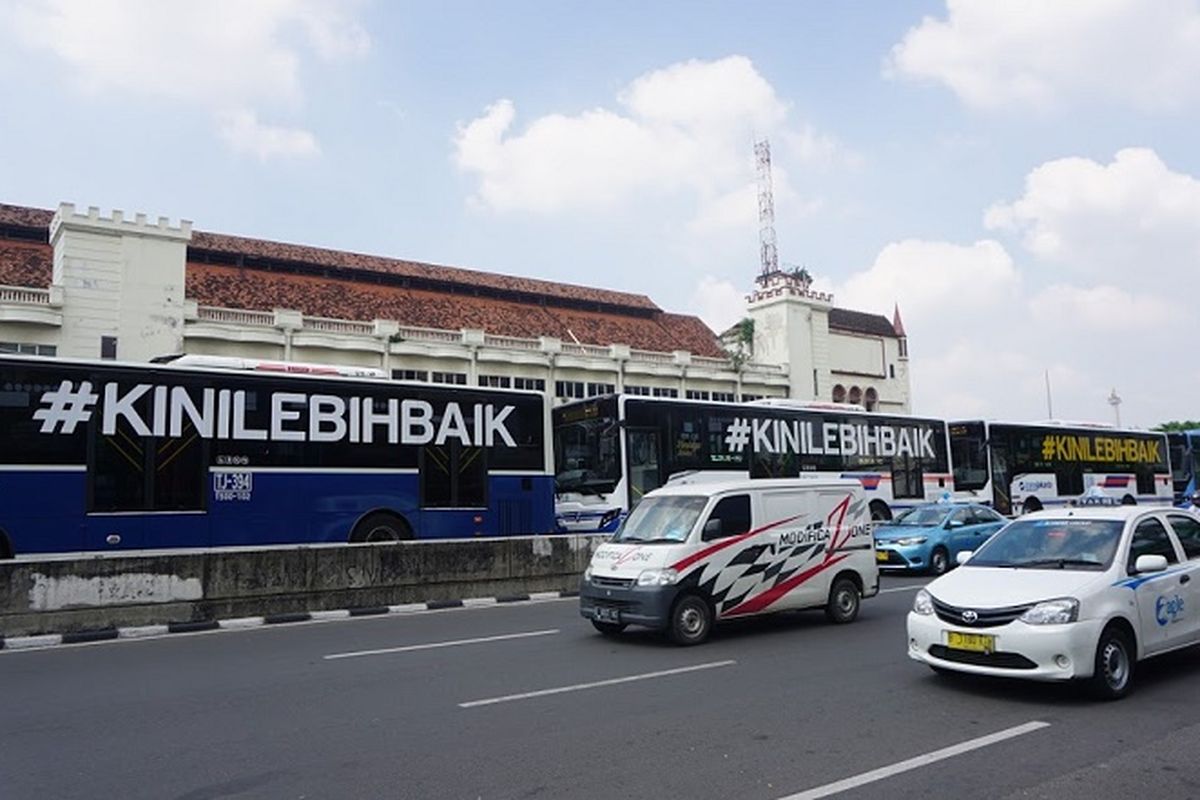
[[0, 535, 604, 637]]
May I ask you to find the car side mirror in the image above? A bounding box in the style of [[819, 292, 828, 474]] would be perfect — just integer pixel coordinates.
[[702, 518, 723, 541], [955, 550, 973, 565], [1134, 554, 1168, 574], [947, 520, 964, 529]]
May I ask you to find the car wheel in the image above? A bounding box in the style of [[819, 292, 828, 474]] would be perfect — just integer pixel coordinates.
[[668, 595, 712, 646], [929, 547, 950, 576], [591, 620, 627, 637], [824, 577, 860, 624], [1088, 626, 1135, 700]]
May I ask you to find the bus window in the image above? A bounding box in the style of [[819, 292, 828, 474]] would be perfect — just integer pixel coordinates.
[[421, 442, 487, 509], [949, 422, 987, 491], [892, 454, 923, 499], [628, 428, 661, 506]]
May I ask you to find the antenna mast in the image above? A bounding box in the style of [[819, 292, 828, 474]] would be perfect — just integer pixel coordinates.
[[755, 138, 779, 279]]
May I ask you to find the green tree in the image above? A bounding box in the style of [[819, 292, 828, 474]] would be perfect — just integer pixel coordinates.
[[1153, 421, 1200, 432]]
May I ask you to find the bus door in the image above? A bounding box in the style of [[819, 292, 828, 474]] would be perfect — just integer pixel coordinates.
[[626, 428, 661, 508]]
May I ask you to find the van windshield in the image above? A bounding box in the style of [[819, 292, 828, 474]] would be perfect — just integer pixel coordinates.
[[613, 496, 707, 543]]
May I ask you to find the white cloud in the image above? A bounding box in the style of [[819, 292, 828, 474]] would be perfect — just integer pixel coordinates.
[[217, 110, 320, 160], [688, 276, 747, 335], [5, 0, 368, 156], [985, 148, 1200, 282], [1028, 284, 1177, 332], [453, 56, 850, 223], [886, 0, 1200, 110]]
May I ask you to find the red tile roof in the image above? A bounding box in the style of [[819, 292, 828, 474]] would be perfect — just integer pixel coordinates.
[[0, 202, 725, 357]]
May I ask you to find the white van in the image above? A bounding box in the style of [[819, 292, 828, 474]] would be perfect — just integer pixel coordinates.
[[579, 477, 879, 645]]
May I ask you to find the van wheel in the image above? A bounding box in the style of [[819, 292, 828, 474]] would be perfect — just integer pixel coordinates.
[[350, 512, 412, 543], [591, 620, 627, 637], [668, 595, 712, 646], [825, 577, 860, 624], [929, 547, 950, 576], [1089, 626, 1134, 700]]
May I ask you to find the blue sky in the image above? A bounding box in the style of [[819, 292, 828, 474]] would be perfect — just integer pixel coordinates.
[[2, 0, 1198, 427]]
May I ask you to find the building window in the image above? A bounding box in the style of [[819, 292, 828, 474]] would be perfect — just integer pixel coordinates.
[[393, 369, 428, 382], [864, 387, 878, 413], [711, 391, 736, 403], [479, 374, 512, 388], [555, 380, 585, 399], [832, 384, 846, 403], [513, 377, 545, 392], [0, 342, 57, 357], [899, 339, 908, 358], [431, 371, 467, 386], [889, 364, 895, 379], [625, 385, 650, 396], [848, 386, 862, 406], [686, 390, 710, 401], [652, 387, 679, 398], [100, 336, 118, 360], [741, 393, 762, 402], [586, 382, 615, 397]]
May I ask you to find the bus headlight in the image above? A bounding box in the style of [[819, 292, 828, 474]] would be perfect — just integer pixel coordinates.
[[1019, 598, 1079, 625], [637, 568, 679, 587], [913, 589, 934, 615]]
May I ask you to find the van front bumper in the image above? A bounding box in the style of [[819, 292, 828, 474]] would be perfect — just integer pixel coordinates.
[[579, 578, 679, 630]]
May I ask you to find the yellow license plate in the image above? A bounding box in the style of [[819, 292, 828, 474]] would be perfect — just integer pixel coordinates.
[[946, 631, 995, 653], [875, 551, 888, 562]]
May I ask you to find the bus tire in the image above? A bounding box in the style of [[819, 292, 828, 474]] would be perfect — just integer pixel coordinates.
[[0, 529, 12, 560], [1121, 495, 1136, 506], [668, 594, 712, 646], [350, 512, 413, 543], [869, 501, 892, 522], [1021, 497, 1042, 515], [825, 575, 861, 624]]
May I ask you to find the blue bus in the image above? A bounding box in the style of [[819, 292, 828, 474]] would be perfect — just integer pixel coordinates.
[[1168, 429, 1200, 505], [0, 354, 555, 557]]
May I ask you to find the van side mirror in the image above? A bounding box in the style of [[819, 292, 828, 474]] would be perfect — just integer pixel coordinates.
[[955, 550, 973, 565], [702, 518, 723, 541], [1134, 554, 1168, 574]]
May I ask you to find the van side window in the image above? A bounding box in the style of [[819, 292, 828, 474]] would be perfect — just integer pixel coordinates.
[[703, 495, 751, 541]]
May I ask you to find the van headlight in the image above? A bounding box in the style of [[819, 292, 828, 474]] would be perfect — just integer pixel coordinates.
[[637, 568, 680, 587], [913, 589, 934, 615], [583, 565, 593, 582], [1019, 598, 1079, 625]]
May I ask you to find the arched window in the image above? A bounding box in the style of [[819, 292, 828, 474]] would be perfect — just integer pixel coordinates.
[[864, 387, 878, 412], [848, 386, 862, 406], [832, 384, 846, 403]]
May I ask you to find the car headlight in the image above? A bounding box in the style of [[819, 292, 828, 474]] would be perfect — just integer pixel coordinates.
[[1019, 598, 1079, 625], [636, 568, 680, 587], [913, 589, 934, 615], [895, 536, 928, 546], [583, 565, 593, 582]]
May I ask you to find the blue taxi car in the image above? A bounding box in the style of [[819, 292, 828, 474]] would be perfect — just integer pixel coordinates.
[[874, 503, 1006, 575]]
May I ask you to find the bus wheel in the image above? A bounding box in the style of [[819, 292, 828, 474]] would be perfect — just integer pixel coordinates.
[[668, 595, 712, 646], [1021, 498, 1042, 515], [351, 512, 412, 543], [869, 501, 892, 522], [1121, 495, 1136, 506]]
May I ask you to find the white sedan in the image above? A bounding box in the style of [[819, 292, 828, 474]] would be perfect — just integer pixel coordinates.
[[907, 505, 1200, 699]]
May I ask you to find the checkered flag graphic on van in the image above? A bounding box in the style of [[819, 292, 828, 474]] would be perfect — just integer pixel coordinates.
[[697, 520, 829, 614]]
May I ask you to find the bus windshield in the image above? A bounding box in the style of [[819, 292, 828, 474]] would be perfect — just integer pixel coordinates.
[[967, 518, 1123, 570], [553, 415, 620, 495], [948, 422, 987, 491], [613, 495, 707, 543]]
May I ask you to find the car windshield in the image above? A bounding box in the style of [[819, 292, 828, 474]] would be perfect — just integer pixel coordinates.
[[966, 518, 1123, 570], [613, 496, 707, 543], [888, 506, 950, 527]]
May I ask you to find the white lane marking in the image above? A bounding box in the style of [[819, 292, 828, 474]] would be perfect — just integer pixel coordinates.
[[324, 628, 560, 660], [776, 720, 1051, 800], [879, 585, 924, 594], [459, 660, 737, 708]]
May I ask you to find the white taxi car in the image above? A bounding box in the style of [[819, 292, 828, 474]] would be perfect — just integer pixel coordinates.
[[907, 505, 1200, 699]]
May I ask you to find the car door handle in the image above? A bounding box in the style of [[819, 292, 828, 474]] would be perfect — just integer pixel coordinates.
[[1182, 574, 1192, 585]]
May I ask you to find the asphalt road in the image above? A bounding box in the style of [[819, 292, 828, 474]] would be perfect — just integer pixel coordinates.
[[3, 574, 1199, 800]]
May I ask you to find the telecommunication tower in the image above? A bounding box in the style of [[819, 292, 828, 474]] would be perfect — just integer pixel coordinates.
[[755, 138, 779, 279]]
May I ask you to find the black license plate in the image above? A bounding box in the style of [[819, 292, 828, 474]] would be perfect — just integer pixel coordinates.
[[593, 606, 621, 624]]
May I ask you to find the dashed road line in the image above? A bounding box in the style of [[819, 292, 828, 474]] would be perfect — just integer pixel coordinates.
[[324, 628, 560, 660]]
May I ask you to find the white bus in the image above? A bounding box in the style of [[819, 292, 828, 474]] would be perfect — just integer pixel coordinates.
[[949, 419, 1172, 516], [552, 394, 951, 531]]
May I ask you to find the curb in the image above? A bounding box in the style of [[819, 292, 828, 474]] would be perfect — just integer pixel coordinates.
[[0, 590, 579, 652]]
